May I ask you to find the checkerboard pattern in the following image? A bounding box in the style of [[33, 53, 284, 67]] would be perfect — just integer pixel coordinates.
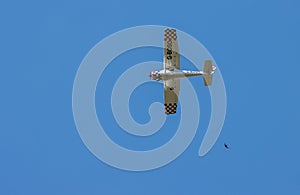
[[164, 103, 177, 115], [164, 29, 177, 41]]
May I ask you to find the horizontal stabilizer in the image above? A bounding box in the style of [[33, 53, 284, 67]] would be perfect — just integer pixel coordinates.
[[202, 60, 215, 86], [203, 74, 212, 86]]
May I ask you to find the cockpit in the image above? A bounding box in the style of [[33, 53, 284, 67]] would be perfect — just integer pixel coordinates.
[[149, 70, 161, 81]]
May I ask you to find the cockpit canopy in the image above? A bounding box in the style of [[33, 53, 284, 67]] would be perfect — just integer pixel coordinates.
[[149, 70, 161, 81]]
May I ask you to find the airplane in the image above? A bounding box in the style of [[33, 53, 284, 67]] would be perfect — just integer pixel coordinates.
[[150, 28, 217, 115]]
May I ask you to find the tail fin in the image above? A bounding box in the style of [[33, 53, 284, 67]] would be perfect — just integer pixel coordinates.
[[202, 60, 216, 86]]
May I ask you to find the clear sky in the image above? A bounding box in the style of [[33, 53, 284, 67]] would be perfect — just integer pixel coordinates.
[[1, 0, 300, 194]]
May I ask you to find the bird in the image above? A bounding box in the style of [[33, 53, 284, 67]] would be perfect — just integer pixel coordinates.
[[224, 143, 229, 149]]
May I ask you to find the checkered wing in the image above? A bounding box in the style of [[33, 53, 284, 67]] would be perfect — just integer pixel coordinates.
[[164, 29, 180, 70], [164, 79, 180, 115]]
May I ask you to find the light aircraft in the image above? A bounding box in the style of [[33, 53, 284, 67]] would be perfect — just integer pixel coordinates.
[[150, 28, 217, 114]]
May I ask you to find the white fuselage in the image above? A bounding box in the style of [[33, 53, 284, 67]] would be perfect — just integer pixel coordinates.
[[150, 69, 206, 81]]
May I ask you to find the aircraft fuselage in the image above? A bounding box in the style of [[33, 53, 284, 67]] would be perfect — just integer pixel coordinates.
[[150, 69, 206, 81]]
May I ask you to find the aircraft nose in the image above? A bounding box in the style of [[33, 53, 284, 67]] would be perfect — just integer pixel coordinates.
[[149, 71, 153, 78]]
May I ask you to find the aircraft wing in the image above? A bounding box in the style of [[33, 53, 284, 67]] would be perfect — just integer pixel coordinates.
[[164, 79, 180, 114], [164, 29, 180, 70]]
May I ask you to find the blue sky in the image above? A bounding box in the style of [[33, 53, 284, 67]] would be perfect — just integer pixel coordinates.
[[1, 0, 300, 194]]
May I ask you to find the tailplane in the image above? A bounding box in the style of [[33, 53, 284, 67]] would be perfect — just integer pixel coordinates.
[[202, 60, 216, 86]]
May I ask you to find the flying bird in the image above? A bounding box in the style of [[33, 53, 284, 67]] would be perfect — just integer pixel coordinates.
[[224, 143, 229, 149]]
